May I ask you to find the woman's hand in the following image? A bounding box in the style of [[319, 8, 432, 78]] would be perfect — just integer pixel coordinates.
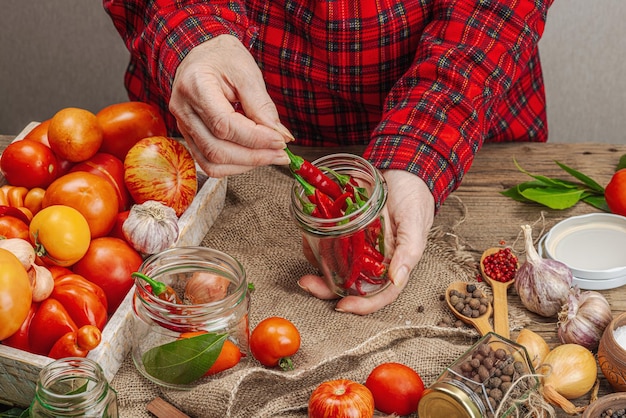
[[298, 170, 435, 315], [169, 34, 291, 177]]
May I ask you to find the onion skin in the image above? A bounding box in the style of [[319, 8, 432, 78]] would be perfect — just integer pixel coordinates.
[[516, 328, 550, 370], [515, 225, 573, 318], [540, 343, 597, 415]]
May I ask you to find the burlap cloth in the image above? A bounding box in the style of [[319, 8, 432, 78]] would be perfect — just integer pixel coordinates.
[[112, 164, 531, 417]]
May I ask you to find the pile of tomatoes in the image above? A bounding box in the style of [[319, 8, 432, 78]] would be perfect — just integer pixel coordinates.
[[0, 101, 198, 360]]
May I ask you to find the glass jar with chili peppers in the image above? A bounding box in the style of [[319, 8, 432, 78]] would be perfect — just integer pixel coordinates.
[[289, 152, 392, 297], [131, 246, 250, 389], [30, 357, 118, 417]]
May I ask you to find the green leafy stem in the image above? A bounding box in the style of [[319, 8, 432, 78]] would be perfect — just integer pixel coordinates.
[[500, 157, 626, 211]]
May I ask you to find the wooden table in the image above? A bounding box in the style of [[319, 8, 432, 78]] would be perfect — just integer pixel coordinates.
[[2, 134, 625, 416]]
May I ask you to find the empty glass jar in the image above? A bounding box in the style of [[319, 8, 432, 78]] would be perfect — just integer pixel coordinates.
[[30, 357, 118, 418]]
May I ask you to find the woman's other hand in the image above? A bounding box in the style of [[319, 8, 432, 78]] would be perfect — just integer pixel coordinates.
[[298, 170, 435, 315]]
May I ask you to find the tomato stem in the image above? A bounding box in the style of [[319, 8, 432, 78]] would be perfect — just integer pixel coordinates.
[[278, 357, 295, 371]]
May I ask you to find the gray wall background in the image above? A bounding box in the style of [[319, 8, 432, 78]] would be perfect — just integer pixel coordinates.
[[1, 0, 625, 144]]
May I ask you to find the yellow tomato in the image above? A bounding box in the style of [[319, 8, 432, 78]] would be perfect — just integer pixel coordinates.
[[0, 248, 32, 340], [29, 205, 91, 267]]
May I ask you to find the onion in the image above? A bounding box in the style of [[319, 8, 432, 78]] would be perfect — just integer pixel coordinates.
[[557, 288, 612, 351], [184, 271, 231, 304], [516, 328, 550, 370], [515, 225, 573, 317], [539, 343, 597, 415]]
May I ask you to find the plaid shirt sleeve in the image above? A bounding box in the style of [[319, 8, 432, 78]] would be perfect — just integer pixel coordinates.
[[103, 0, 258, 128], [104, 0, 552, 210], [363, 0, 552, 209]]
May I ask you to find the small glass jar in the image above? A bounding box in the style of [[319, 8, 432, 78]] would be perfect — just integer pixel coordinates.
[[30, 357, 118, 418], [131, 246, 250, 389], [418, 333, 538, 418], [290, 153, 392, 297]]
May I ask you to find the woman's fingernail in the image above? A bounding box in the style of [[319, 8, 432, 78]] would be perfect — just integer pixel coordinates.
[[275, 123, 295, 142], [392, 266, 409, 287], [297, 280, 311, 293], [335, 307, 346, 313]]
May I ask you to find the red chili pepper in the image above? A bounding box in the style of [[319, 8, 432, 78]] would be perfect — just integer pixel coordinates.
[[343, 231, 365, 289], [363, 243, 385, 263], [314, 189, 341, 219], [284, 148, 343, 199], [132, 272, 182, 303], [332, 191, 353, 214], [293, 173, 318, 205], [360, 254, 387, 277]]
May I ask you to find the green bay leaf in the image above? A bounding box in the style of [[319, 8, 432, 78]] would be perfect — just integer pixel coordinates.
[[142, 333, 226, 385], [519, 186, 585, 209], [555, 161, 605, 193]]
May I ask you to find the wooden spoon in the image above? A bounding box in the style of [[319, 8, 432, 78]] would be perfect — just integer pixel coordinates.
[[445, 281, 493, 336], [479, 247, 518, 340]]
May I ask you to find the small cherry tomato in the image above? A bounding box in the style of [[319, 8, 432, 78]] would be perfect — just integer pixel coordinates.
[[605, 168, 626, 217], [365, 362, 425, 416], [308, 379, 375, 418], [249, 316, 301, 369], [48, 107, 103, 162], [29, 205, 91, 267], [0, 139, 60, 188]]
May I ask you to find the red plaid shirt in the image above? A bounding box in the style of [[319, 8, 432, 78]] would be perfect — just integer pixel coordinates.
[[104, 0, 551, 209]]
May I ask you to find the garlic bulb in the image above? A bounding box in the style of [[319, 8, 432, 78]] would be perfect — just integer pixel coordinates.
[[123, 200, 179, 255], [514, 224, 573, 318], [557, 287, 612, 351], [0, 238, 36, 270]]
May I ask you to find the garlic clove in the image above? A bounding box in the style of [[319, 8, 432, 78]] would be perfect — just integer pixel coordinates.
[[28, 263, 54, 302]]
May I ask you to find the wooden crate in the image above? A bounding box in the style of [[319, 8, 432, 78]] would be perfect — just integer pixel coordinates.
[[0, 123, 227, 407]]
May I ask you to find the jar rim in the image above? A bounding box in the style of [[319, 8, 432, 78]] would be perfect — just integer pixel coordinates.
[[290, 153, 387, 236], [134, 246, 249, 327]]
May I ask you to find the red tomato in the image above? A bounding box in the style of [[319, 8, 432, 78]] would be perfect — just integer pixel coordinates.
[[29, 205, 91, 267], [308, 379, 375, 418], [365, 362, 425, 416], [0, 248, 33, 340], [43, 171, 119, 238], [0, 139, 60, 188], [72, 236, 143, 314], [109, 210, 130, 241], [605, 168, 626, 217], [70, 153, 131, 211], [249, 316, 301, 369], [97, 101, 168, 161], [23, 119, 51, 147], [0, 215, 29, 239], [124, 136, 197, 217], [48, 107, 103, 162]]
